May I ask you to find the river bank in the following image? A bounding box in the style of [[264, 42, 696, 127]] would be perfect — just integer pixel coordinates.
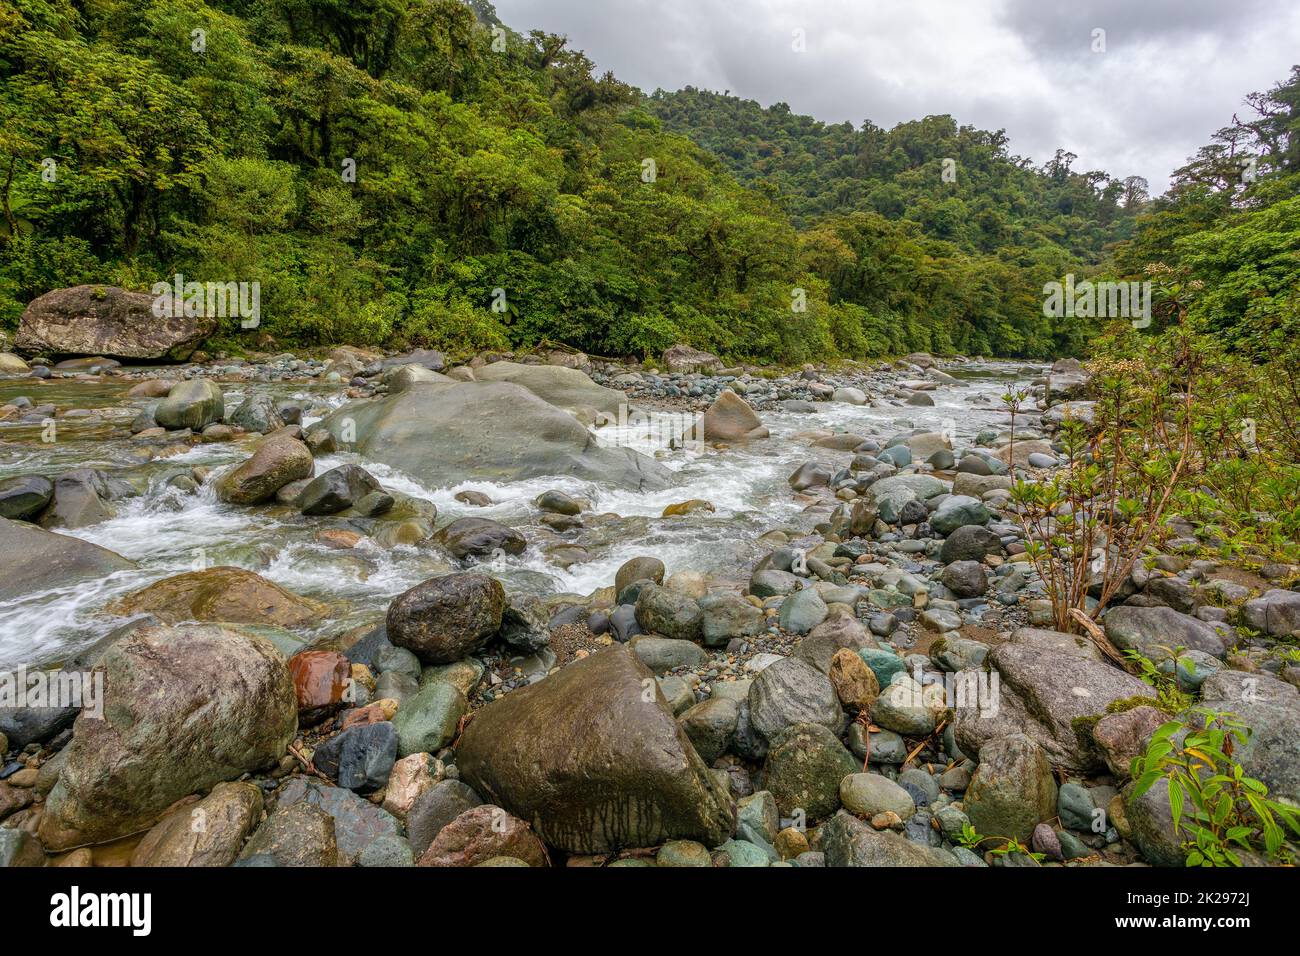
[[1, 344, 1297, 868]]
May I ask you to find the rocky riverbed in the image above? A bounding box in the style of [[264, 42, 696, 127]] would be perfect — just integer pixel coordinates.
[[1, 342, 1298, 868]]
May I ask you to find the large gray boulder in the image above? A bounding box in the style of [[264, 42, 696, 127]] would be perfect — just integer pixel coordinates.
[[17, 285, 214, 360], [38, 624, 297, 850], [320, 382, 672, 491], [455, 645, 734, 853], [953, 631, 1155, 770], [0, 516, 137, 603], [472, 361, 626, 416], [1196, 669, 1300, 804], [1103, 605, 1228, 659], [1241, 589, 1300, 638]]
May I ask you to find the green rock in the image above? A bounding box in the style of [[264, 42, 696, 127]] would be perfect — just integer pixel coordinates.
[[762, 722, 859, 820], [719, 838, 770, 867], [392, 680, 468, 757], [155, 378, 224, 430], [858, 647, 907, 687], [657, 839, 712, 867]]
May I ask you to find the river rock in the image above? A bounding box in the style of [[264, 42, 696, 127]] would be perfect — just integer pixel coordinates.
[[748, 656, 843, 741], [698, 592, 765, 645], [39, 624, 297, 850], [433, 516, 525, 558], [778, 586, 829, 634], [228, 393, 285, 434], [634, 583, 703, 642], [930, 495, 991, 535], [455, 645, 734, 853], [392, 680, 468, 756], [941, 560, 988, 597], [701, 390, 768, 442], [272, 776, 400, 864], [288, 650, 351, 723], [108, 566, 328, 628], [0, 516, 137, 602], [615, 556, 665, 595], [1241, 589, 1300, 637], [418, 804, 548, 867], [407, 780, 483, 856], [215, 435, 313, 504], [155, 378, 225, 430], [964, 733, 1058, 845], [238, 801, 338, 867], [130, 782, 263, 866], [1197, 669, 1300, 803], [17, 285, 215, 360], [1103, 605, 1228, 659], [840, 772, 915, 819], [297, 464, 382, 515], [679, 697, 740, 763], [939, 525, 1004, 563], [321, 382, 672, 490], [761, 722, 860, 819], [0, 475, 53, 521], [312, 721, 399, 791], [822, 810, 959, 866], [953, 636, 1155, 770], [387, 572, 505, 663]]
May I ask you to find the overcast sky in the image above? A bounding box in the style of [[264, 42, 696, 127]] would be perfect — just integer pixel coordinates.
[[492, 0, 1300, 193]]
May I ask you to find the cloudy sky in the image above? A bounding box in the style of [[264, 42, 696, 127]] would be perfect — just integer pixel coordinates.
[[492, 0, 1300, 193]]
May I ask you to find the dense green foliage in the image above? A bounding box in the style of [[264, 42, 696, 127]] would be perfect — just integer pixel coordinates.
[[0, 0, 1293, 366], [1109, 68, 1300, 357], [0, 0, 1138, 362]]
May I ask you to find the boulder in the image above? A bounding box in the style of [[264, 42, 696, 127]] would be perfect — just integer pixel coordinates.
[[228, 393, 285, 434], [297, 465, 382, 516], [822, 811, 959, 866], [455, 645, 734, 853], [472, 361, 626, 415], [238, 801, 337, 867], [761, 722, 860, 819], [0, 475, 53, 521], [320, 382, 672, 491], [1197, 670, 1300, 803], [748, 656, 844, 741], [1241, 589, 1300, 638], [417, 805, 548, 867], [155, 379, 225, 430], [107, 567, 328, 628], [634, 583, 703, 642], [17, 285, 214, 360], [0, 516, 137, 602], [953, 637, 1155, 771], [214, 435, 313, 505], [661, 344, 722, 374], [387, 572, 505, 664], [130, 782, 263, 866], [1103, 605, 1228, 659], [433, 516, 525, 559], [964, 734, 1058, 845], [39, 624, 297, 850], [700, 390, 768, 442]]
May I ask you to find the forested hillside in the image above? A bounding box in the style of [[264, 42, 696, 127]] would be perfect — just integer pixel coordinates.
[[0, 0, 1294, 364]]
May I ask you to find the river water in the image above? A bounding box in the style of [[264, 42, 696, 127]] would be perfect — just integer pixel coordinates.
[[0, 361, 1042, 669]]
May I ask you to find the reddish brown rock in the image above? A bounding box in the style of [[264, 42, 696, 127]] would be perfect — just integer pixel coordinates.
[[1092, 705, 1168, 778], [288, 651, 351, 725], [416, 805, 548, 868]]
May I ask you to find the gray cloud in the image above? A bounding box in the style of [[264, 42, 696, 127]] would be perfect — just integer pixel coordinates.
[[491, 0, 1300, 191]]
